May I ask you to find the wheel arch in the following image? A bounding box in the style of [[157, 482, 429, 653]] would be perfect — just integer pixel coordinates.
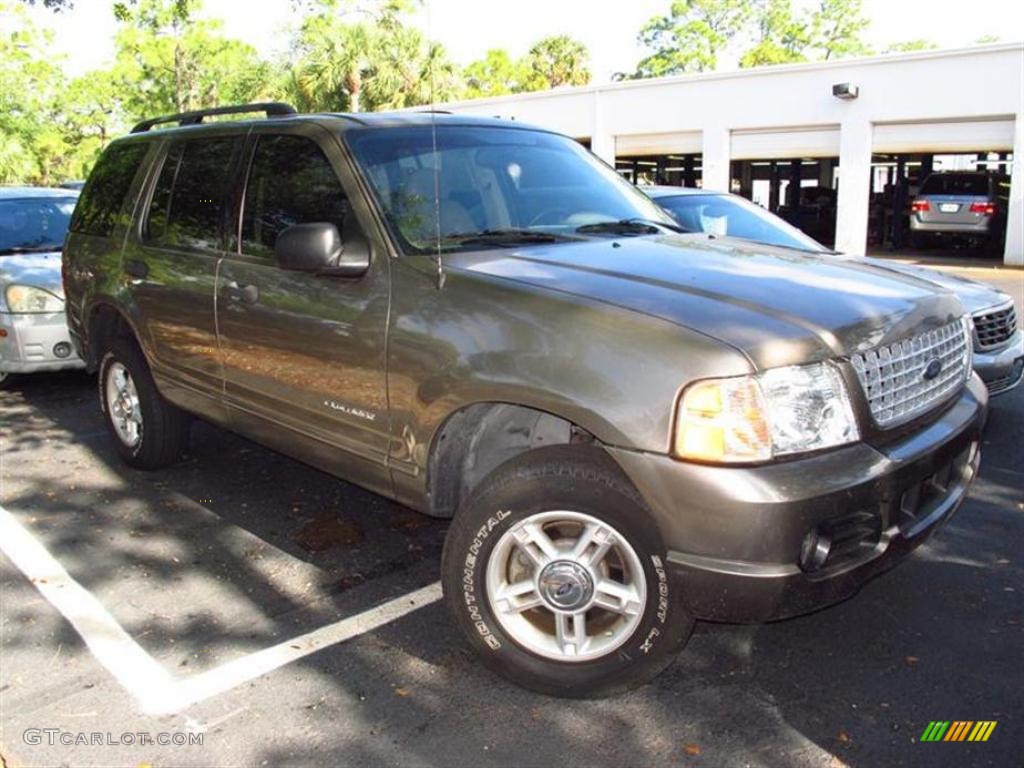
[[425, 400, 622, 519]]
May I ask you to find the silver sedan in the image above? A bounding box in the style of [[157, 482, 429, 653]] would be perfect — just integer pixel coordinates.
[[1, 187, 85, 388]]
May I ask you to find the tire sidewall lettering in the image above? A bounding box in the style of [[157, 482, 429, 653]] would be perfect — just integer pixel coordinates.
[[461, 509, 511, 651]]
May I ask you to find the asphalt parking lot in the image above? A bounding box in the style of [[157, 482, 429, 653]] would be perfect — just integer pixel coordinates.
[[1, 266, 1022, 768]]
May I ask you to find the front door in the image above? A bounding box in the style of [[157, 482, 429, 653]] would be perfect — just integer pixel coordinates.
[[216, 127, 391, 486]]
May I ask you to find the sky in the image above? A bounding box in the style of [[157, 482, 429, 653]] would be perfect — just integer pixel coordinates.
[[17, 0, 1024, 81]]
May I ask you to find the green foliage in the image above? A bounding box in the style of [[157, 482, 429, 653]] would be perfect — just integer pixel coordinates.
[[626, 0, 875, 77], [463, 49, 532, 98], [883, 39, 938, 54], [807, 0, 871, 60], [523, 35, 591, 89], [630, 0, 752, 77], [739, 0, 809, 67], [463, 35, 591, 97]]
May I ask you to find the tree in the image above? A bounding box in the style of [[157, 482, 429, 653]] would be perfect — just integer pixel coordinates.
[[739, 0, 810, 67], [523, 35, 590, 89], [883, 39, 938, 54], [109, 0, 274, 120], [807, 0, 871, 60], [287, 1, 461, 112], [463, 49, 531, 98], [630, 0, 751, 77], [0, 2, 64, 182], [975, 34, 999, 44]]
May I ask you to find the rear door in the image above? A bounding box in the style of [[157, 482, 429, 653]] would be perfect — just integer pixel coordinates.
[[122, 131, 243, 417], [216, 124, 391, 483]]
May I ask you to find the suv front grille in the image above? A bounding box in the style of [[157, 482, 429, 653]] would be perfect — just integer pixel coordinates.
[[851, 318, 970, 428], [972, 303, 1017, 351]]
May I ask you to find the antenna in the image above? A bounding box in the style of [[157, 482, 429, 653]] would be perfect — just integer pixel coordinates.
[[427, 2, 445, 290]]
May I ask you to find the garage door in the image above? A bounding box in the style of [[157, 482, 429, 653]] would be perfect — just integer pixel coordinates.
[[873, 119, 1014, 154], [616, 131, 702, 157], [731, 126, 840, 159]]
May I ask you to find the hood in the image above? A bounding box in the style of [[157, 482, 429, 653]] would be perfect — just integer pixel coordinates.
[[449, 235, 966, 371], [0, 250, 65, 297], [855, 257, 1010, 315]]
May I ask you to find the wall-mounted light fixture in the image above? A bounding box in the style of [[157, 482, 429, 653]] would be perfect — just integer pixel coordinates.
[[832, 82, 860, 100]]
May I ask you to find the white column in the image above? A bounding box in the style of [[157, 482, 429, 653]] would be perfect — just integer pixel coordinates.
[[590, 91, 616, 166], [591, 132, 616, 166], [701, 126, 731, 192], [834, 119, 872, 255], [1004, 114, 1023, 267]]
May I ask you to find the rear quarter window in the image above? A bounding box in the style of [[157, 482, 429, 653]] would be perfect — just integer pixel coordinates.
[[69, 142, 150, 237]]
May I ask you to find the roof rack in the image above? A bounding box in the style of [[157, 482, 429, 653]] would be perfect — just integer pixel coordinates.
[[130, 102, 298, 134]]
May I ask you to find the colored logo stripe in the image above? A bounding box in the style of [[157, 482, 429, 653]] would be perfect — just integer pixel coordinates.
[[920, 720, 996, 742], [969, 721, 997, 742]]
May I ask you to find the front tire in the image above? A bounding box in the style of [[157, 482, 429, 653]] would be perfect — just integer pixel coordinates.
[[98, 336, 190, 469], [441, 445, 694, 698]]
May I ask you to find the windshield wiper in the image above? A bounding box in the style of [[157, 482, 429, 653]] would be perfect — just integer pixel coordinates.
[[575, 218, 687, 235], [0, 245, 62, 255], [440, 229, 573, 247]]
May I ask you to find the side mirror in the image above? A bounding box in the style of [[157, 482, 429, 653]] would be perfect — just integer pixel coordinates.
[[274, 222, 369, 277]]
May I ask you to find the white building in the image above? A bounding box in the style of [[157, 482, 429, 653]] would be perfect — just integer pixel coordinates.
[[437, 44, 1024, 266]]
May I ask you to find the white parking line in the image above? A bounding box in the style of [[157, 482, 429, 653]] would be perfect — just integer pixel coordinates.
[[0, 504, 442, 716]]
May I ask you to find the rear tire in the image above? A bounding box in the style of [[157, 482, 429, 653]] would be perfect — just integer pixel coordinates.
[[441, 445, 694, 698], [98, 336, 190, 469]]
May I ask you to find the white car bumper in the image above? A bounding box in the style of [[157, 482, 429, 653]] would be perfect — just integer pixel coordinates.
[[0, 311, 85, 374]]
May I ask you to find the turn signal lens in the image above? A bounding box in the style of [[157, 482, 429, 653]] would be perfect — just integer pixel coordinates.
[[675, 377, 771, 463]]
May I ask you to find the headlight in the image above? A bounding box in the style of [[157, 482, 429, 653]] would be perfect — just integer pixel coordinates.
[[675, 362, 859, 463], [4, 284, 64, 314]]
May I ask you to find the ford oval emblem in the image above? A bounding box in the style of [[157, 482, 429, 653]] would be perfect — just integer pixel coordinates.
[[923, 358, 943, 381]]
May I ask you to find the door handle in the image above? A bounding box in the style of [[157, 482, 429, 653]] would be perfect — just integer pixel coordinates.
[[222, 281, 259, 304], [123, 259, 148, 279]]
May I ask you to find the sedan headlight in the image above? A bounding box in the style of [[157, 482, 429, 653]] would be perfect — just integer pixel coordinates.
[[675, 362, 859, 463], [4, 284, 64, 314]]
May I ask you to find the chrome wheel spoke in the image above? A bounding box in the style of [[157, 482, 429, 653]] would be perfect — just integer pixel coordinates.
[[554, 611, 587, 657], [493, 580, 544, 614], [571, 522, 615, 568], [593, 578, 643, 616], [513, 522, 559, 568]]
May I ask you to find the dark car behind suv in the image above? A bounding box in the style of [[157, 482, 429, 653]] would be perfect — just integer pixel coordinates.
[[64, 103, 987, 697]]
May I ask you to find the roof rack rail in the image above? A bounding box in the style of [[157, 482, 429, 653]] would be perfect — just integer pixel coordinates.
[[418, 109, 452, 115], [310, 112, 369, 126], [130, 102, 298, 134]]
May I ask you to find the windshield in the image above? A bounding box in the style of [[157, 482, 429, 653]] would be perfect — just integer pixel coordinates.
[[653, 192, 827, 253], [0, 197, 77, 254], [345, 125, 675, 253]]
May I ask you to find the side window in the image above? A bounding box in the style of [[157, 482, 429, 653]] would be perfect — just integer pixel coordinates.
[[145, 137, 238, 250], [69, 142, 150, 237], [241, 134, 350, 259]]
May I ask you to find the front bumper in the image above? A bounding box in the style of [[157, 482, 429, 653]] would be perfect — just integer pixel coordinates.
[[974, 329, 1024, 396], [0, 311, 85, 374], [608, 375, 988, 623]]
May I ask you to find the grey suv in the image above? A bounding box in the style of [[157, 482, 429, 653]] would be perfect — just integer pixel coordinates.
[[909, 170, 1009, 251], [64, 103, 987, 697]]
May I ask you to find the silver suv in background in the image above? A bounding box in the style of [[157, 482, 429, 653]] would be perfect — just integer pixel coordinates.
[[909, 171, 1009, 252]]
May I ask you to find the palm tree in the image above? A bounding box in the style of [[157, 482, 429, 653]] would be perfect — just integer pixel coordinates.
[[297, 22, 372, 112], [524, 35, 591, 90]]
